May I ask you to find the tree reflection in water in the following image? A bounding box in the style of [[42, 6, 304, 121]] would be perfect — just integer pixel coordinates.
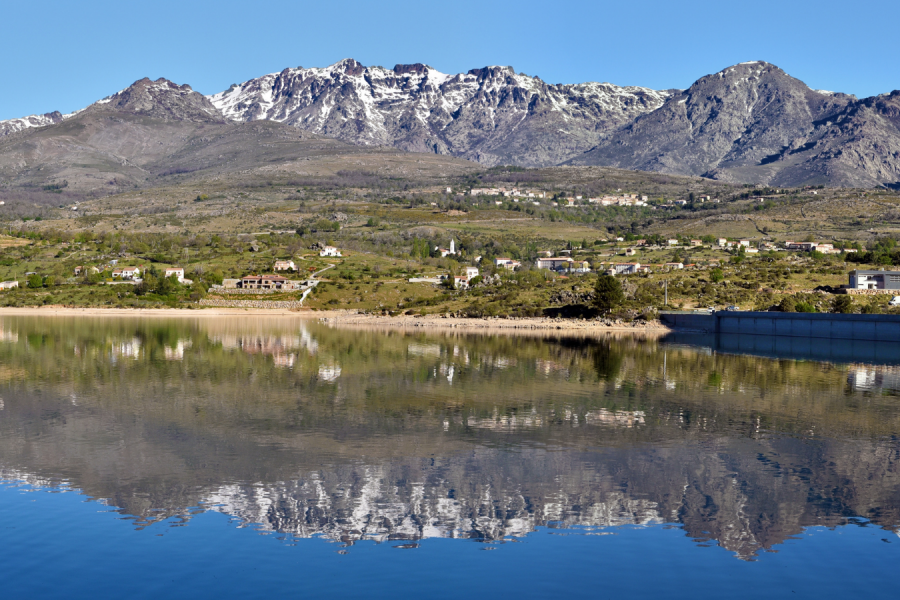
[[0, 315, 898, 560]]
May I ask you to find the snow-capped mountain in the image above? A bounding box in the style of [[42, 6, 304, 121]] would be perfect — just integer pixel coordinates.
[[0, 111, 66, 136], [2, 60, 899, 187], [208, 58, 670, 167]]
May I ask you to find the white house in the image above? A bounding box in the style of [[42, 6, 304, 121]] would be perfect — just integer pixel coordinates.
[[717, 238, 728, 247], [608, 262, 641, 275], [164, 267, 192, 284], [465, 267, 479, 279], [273, 260, 296, 272], [319, 246, 342, 257], [494, 258, 520, 270], [0, 280, 18, 290], [112, 267, 141, 280]]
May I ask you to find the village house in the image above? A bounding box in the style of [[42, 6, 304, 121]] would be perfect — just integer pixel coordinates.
[[494, 258, 521, 271], [239, 275, 299, 291], [164, 268, 192, 284], [785, 241, 817, 251], [436, 240, 456, 258], [73, 266, 100, 276], [624, 248, 637, 256], [111, 266, 141, 280], [664, 262, 684, 270], [607, 262, 641, 275], [319, 246, 341, 257], [453, 276, 469, 289], [574, 260, 591, 274], [717, 238, 728, 247], [667, 239, 679, 246], [0, 281, 19, 290], [690, 240, 702, 247], [273, 260, 297, 272], [465, 266, 479, 279], [849, 269, 900, 291]]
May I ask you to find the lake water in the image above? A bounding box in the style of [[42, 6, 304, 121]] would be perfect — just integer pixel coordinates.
[[0, 315, 898, 598]]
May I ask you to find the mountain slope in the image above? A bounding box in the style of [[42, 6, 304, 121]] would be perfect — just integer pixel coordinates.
[[208, 59, 670, 167], [0, 77, 472, 193], [567, 62, 866, 184], [0, 111, 65, 136], [750, 90, 900, 187]]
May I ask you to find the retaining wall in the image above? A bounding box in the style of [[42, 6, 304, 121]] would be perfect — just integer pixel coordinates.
[[207, 287, 301, 295], [198, 298, 305, 309], [662, 311, 900, 342], [659, 312, 717, 332]]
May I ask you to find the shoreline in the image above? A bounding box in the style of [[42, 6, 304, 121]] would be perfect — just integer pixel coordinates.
[[0, 306, 671, 333], [321, 313, 670, 333], [0, 306, 318, 317]]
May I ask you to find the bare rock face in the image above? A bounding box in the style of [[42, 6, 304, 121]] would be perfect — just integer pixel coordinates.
[[208, 58, 670, 167], [88, 77, 226, 123], [0, 77, 363, 192], [773, 90, 900, 188], [569, 63, 849, 181], [567, 62, 900, 188], [0, 111, 65, 136]]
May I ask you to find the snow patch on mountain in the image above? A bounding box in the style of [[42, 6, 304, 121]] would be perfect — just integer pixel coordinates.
[[207, 59, 670, 166]]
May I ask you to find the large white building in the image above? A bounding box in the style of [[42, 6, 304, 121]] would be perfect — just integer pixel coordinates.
[[535, 257, 575, 271]]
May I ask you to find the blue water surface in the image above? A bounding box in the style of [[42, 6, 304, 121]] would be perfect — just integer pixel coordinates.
[[1, 483, 896, 600]]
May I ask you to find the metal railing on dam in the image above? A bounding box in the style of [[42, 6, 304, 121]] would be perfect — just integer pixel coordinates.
[[661, 311, 900, 342]]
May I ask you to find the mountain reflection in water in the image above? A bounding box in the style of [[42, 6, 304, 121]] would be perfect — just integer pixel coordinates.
[[0, 315, 899, 561]]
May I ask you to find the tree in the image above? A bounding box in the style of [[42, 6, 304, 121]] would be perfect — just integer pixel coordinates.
[[27, 274, 43, 288], [832, 295, 854, 314], [594, 274, 624, 314], [710, 268, 724, 283], [778, 296, 796, 312]]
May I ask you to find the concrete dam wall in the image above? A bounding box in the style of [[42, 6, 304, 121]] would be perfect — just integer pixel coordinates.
[[661, 311, 900, 343]]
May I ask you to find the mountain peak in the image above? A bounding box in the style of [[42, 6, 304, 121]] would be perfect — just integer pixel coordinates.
[[328, 58, 366, 76], [90, 77, 224, 123]]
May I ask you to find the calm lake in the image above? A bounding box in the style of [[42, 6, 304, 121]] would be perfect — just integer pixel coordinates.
[[0, 315, 898, 598]]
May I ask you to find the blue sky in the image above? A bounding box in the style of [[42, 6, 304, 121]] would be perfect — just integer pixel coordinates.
[[2, 0, 898, 120]]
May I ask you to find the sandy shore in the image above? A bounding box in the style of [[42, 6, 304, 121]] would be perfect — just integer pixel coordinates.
[[0, 307, 671, 334], [321, 313, 670, 333], [0, 306, 321, 317]]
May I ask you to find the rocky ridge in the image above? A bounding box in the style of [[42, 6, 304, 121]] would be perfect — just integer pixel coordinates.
[[569, 62, 900, 187], [208, 59, 669, 167], [2, 60, 899, 187]]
